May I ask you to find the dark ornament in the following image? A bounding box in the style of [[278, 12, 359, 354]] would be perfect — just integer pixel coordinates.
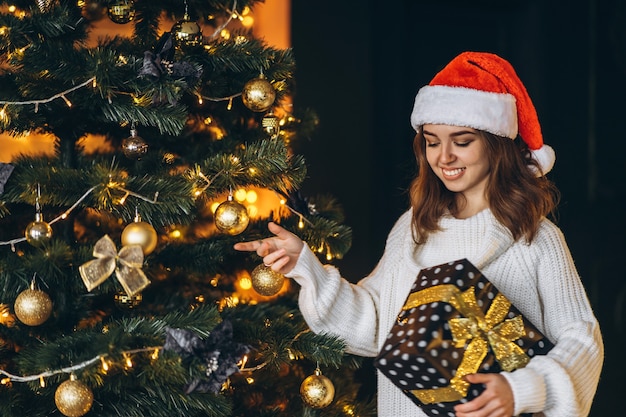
[[163, 320, 251, 394], [138, 32, 203, 105], [285, 190, 317, 217], [139, 32, 202, 82], [0, 163, 14, 195]]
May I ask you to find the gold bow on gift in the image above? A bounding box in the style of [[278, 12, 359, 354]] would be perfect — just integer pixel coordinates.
[[79, 235, 150, 297], [401, 284, 529, 404]]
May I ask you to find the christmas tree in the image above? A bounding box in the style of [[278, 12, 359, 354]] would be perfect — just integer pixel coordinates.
[[0, 1, 374, 416]]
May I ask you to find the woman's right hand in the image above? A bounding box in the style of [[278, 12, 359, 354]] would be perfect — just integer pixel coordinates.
[[233, 222, 305, 275]]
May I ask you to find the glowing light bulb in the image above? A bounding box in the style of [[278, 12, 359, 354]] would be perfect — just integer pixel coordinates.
[[239, 276, 252, 290], [100, 357, 109, 373], [61, 95, 72, 107], [234, 188, 247, 201], [245, 190, 257, 203]]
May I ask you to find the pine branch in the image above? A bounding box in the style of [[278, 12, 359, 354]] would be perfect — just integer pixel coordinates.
[[193, 138, 306, 196]]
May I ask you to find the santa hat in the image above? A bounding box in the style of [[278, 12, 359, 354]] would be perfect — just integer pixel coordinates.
[[410, 51, 555, 175]]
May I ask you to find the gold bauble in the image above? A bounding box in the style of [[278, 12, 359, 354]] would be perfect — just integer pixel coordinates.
[[121, 221, 158, 255], [25, 213, 53, 247], [36, 0, 55, 13], [114, 290, 143, 309], [261, 113, 280, 138], [300, 371, 335, 409], [0, 304, 16, 327], [14, 288, 53, 326], [214, 199, 249, 235], [251, 264, 285, 296], [55, 379, 94, 417], [172, 15, 203, 47], [121, 129, 148, 159], [241, 74, 276, 112], [107, 0, 135, 24]]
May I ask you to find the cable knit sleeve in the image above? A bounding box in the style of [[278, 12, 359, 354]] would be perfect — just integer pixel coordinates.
[[501, 221, 603, 417], [285, 211, 413, 357]]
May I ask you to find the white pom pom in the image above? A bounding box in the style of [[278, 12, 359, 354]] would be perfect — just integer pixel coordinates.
[[530, 144, 556, 176]]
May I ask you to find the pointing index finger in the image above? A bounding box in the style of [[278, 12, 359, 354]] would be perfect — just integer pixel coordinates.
[[233, 240, 261, 252]]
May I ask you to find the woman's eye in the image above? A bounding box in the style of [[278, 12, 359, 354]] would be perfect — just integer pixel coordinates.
[[426, 141, 439, 148], [454, 141, 472, 147]]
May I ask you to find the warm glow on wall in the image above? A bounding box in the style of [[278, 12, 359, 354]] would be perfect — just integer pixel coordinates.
[[252, 1, 291, 49]]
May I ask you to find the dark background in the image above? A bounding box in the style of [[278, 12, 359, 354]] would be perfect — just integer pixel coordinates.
[[291, 1, 626, 415]]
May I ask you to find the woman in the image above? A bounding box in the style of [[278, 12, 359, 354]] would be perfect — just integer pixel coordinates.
[[234, 51, 603, 417]]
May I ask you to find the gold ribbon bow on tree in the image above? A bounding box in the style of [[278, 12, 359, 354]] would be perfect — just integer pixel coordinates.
[[401, 284, 529, 404], [79, 235, 150, 297]]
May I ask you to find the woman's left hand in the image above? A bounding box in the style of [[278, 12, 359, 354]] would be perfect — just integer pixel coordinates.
[[453, 373, 514, 417]]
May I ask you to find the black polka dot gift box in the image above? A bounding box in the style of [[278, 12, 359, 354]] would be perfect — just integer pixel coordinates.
[[374, 258, 553, 417]]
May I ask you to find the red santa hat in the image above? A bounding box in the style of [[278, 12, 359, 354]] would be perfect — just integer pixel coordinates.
[[410, 51, 555, 175]]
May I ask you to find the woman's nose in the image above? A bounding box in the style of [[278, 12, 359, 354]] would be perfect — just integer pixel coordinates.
[[439, 144, 455, 163]]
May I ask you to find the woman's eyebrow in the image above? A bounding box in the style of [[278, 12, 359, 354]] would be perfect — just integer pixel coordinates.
[[422, 128, 476, 137]]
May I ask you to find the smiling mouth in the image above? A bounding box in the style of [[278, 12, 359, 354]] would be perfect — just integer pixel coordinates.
[[442, 168, 465, 176]]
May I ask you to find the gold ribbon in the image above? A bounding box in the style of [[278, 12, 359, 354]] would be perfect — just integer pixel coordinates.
[[401, 284, 529, 404], [78, 235, 150, 297]]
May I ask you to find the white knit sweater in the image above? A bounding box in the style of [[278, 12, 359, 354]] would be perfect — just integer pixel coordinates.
[[286, 209, 603, 417]]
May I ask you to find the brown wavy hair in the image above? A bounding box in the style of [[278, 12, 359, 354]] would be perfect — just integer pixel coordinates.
[[408, 129, 560, 244]]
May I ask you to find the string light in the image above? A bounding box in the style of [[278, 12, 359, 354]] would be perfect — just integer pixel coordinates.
[[193, 91, 242, 107], [0, 178, 158, 248], [275, 191, 314, 228], [60, 95, 72, 107], [100, 357, 109, 373], [0, 355, 103, 383], [343, 404, 357, 416], [191, 169, 223, 197], [118, 191, 129, 205], [0, 346, 161, 385], [0, 77, 95, 109], [123, 353, 133, 369], [206, 0, 238, 41]]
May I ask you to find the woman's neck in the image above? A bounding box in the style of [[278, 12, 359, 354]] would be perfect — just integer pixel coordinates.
[[454, 195, 489, 219]]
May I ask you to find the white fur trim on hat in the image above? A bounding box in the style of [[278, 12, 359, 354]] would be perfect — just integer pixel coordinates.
[[410, 85, 518, 139]]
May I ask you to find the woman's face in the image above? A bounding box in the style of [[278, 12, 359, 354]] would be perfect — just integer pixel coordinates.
[[423, 124, 490, 206]]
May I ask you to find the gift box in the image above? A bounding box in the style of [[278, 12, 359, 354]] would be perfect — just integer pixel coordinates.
[[374, 259, 553, 417]]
